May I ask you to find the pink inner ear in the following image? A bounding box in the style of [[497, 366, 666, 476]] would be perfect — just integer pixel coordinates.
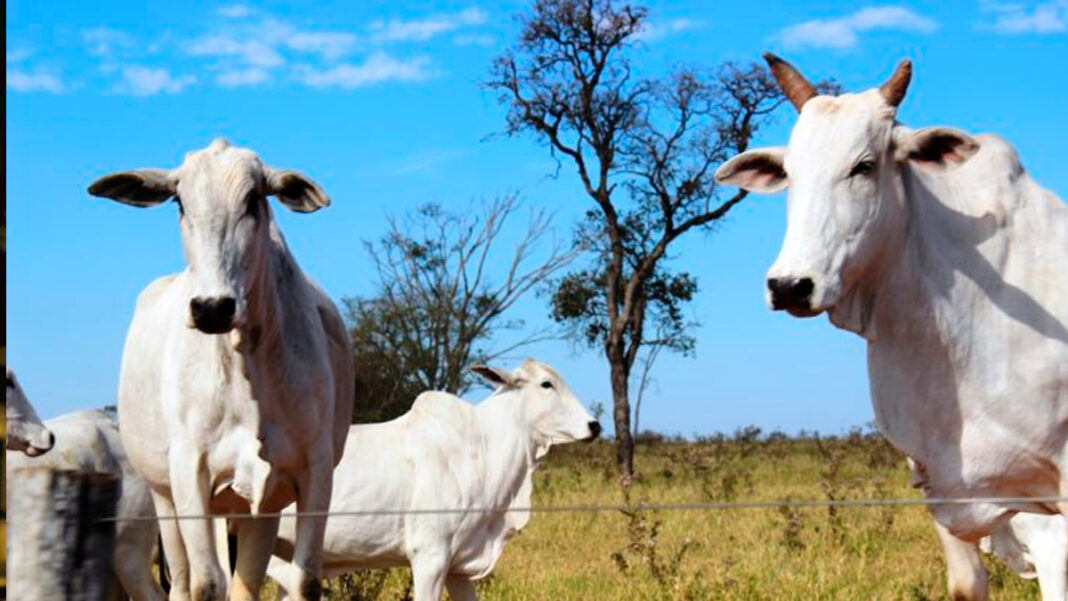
[[752, 172, 780, 188]]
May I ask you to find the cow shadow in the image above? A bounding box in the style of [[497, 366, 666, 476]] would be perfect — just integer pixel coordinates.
[[909, 177, 1068, 347]]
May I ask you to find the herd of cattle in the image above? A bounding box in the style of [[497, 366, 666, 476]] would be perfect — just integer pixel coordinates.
[[4, 53, 1067, 601]]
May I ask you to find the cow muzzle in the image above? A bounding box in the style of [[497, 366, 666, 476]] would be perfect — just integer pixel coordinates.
[[190, 296, 238, 334], [766, 277, 819, 317], [584, 421, 603, 442], [24, 431, 56, 457]]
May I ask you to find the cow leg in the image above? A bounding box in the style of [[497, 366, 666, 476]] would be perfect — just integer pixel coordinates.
[[113, 535, 168, 601], [444, 575, 477, 601], [154, 491, 193, 601], [112, 510, 167, 601], [170, 450, 228, 601], [228, 516, 279, 601], [932, 517, 989, 601], [1030, 516, 1067, 601], [410, 550, 449, 601], [271, 446, 333, 601]]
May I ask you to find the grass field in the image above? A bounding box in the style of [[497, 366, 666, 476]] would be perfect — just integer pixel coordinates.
[[311, 428, 1041, 601]]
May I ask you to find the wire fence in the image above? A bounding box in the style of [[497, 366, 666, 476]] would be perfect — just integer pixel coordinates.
[[96, 495, 1068, 523]]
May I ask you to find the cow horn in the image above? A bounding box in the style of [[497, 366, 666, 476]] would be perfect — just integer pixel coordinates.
[[763, 52, 817, 111], [879, 59, 912, 108]]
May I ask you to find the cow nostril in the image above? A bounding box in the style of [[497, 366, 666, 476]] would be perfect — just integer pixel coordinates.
[[217, 297, 236, 319], [768, 276, 815, 311], [190, 296, 237, 333]]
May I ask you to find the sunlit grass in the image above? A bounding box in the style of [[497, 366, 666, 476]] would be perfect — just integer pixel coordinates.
[[299, 432, 1042, 600]]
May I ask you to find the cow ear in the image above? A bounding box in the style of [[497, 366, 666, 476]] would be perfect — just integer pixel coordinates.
[[714, 148, 788, 193], [471, 365, 519, 389], [87, 169, 176, 207], [266, 168, 331, 213], [898, 127, 980, 170]]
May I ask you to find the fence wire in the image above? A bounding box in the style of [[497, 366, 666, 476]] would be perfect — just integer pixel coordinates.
[[96, 495, 1068, 524]]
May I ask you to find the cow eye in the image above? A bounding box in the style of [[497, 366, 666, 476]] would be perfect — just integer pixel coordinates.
[[245, 192, 261, 219], [540, 381, 554, 390], [849, 160, 875, 178], [6, 375, 14, 389]]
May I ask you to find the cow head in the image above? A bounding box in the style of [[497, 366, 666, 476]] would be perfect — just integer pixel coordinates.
[[472, 359, 601, 452], [6, 369, 55, 456], [715, 54, 979, 324], [88, 138, 330, 334]]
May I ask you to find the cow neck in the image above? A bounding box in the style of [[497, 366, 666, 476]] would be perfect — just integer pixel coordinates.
[[860, 165, 975, 461], [237, 224, 298, 358], [474, 390, 539, 510]]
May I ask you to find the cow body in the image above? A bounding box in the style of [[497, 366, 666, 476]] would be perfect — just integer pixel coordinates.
[[89, 139, 354, 601], [716, 55, 1068, 599], [267, 360, 599, 601], [872, 134, 1068, 536], [7, 408, 164, 601]]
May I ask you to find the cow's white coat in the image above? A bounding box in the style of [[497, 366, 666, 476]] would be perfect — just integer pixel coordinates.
[[267, 360, 599, 601], [716, 56, 1068, 600], [88, 139, 354, 601]]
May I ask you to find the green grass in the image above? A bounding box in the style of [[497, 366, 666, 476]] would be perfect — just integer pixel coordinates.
[[308, 430, 1040, 601]]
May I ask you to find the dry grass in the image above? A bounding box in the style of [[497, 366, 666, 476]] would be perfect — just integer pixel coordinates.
[[301, 429, 1041, 600]]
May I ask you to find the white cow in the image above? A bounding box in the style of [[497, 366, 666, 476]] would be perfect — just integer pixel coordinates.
[[7, 408, 165, 601], [716, 54, 1068, 600], [267, 360, 601, 601], [87, 139, 355, 601], [5, 369, 55, 456]]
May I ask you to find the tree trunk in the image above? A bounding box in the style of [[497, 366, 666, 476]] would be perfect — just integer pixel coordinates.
[[608, 353, 634, 485]]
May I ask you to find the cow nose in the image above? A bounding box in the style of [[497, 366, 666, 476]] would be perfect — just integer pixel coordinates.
[[587, 421, 603, 440], [190, 296, 237, 334], [767, 277, 814, 312]]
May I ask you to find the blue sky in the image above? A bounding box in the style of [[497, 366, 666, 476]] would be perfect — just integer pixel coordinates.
[[7, 1, 1068, 437]]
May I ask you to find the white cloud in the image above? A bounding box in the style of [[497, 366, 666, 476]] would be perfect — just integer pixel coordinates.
[[7, 69, 66, 93], [778, 6, 938, 50], [185, 35, 285, 68], [980, 0, 1068, 33], [217, 67, 269, 87], [283, 30, 358, 60], [297, 52, 433, 89], [633, 18, 699, 42], [369, 7, 487, 43], [218, 3, 255, 18], [7, 48, 32, 63], [116, 66, 195, 95], [453, 33, 496, 46], [83, 27, 135, 57], [386, 148, 469, 175]]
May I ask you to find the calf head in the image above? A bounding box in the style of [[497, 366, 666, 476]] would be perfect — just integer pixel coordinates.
[[472, 359, 600, 451], [6, 369, 55, 456], [88, 138, 330, 334], [715, 54, 980, 324]]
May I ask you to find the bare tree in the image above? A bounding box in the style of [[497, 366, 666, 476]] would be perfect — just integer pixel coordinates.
[[486, 0, 821, 481], [344, 194, 578, 422]]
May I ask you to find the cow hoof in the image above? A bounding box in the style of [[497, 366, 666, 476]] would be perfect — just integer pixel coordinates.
[[192, 581, 221, 601], [300, 577, 323, 601]]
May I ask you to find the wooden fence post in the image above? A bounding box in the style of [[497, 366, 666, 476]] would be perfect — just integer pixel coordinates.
[[7, 468, 120, 601]]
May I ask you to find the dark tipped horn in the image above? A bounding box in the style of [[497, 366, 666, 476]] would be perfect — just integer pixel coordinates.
[[763, 52, 817, 111], [879, 59, 912, 108]]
